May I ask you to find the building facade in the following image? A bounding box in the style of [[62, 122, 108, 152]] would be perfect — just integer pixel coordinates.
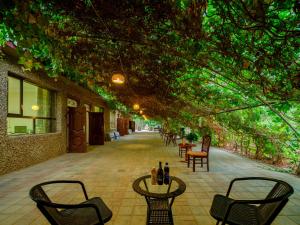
[[0, 56, 112, 175]]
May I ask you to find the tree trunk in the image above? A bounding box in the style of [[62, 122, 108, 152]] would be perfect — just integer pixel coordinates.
[[255, 143, 262, 160], [234, 141, 238, 151], [296, 162, 300, 176], [274, 142, 283, 165], [275, 153, 283, 165], [254, 137, 263, 160], [240, 135, 244, 155], [244, 139, 250, 157], [217, 134, 221, 147]]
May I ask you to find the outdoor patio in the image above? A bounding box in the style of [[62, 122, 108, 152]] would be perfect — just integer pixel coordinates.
[[0, 132, 299, 225]]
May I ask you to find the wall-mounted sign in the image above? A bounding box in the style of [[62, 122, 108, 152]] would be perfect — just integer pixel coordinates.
[[67, 98, 77, 107]]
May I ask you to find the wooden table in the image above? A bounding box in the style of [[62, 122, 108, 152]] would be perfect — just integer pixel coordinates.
[[178, 143, 196, 162]]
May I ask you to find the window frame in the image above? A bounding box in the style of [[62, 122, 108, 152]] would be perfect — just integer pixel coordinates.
[[7, 72, 56, 135]]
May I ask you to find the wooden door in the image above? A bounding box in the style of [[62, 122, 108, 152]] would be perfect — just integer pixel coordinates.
[[89, 112, 104, 145], [124, 118, 129, 135], [68, 107, 87, 153], [117, 118, 123, 136]]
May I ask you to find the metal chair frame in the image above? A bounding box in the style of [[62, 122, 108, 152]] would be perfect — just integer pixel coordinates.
[[29, 180, 112, 225], [210, 177, 294, 225]]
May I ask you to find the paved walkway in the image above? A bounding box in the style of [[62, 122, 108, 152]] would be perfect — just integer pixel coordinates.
[[0, 132, 299, 225]]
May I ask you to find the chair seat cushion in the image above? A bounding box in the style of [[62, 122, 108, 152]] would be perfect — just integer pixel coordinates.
[[210, 194, 261, 225], [187, 151, 207, 157], [61, 197, 112, 225]]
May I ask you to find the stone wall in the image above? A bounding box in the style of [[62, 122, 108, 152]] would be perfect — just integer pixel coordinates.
[[0, 58, 111, 175]]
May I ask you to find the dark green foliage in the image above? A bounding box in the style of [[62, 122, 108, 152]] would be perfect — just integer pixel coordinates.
[[186, 132, 198, 142]]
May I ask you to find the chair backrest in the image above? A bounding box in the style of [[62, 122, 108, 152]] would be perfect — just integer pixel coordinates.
[[258, 179, 294, 224], [30, 184, 61, 225], [201, 135, 211, 153], [30, 181, 108, 225]]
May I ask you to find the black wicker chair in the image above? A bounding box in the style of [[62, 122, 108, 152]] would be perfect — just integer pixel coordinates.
[[29, 180, 112, 225], [210, 177, 294, 225]]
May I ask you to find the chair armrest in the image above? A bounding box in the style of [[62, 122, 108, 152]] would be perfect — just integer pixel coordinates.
[[67, 180, 89, 200], [40, 201, 103, 222], [39, 180, 89, 200], [226, 177, 280, 197]]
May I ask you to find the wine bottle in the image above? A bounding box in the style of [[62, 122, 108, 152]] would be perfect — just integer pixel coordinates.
[[164, 162, 170, 184], [157, 161, 164, 185]]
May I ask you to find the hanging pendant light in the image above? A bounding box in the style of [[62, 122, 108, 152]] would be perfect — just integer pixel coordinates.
[[133, 104, 140, 110], [112, 73, 125, 84]]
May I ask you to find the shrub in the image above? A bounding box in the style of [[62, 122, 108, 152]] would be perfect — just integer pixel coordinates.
[[186, 132, 198, 142]]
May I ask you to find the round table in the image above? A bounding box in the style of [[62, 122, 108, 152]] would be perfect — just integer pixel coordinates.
[[132, 175, 186, 225]]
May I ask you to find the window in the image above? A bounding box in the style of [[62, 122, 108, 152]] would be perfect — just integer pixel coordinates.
[[8, 76, 21, 114], [93, 106, 103, 112], [7, 74, 56, 135]]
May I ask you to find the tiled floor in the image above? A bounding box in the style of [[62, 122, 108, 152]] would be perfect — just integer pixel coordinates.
[[0, 132, 299, 225]]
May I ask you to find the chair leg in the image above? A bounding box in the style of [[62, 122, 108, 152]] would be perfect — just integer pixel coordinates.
[[187, 154, 190, 168], [168, 209, 174, 225], [193, 157, 195, 172], [207, 158, 209, 172], [147, 207, 150, 225], [201, 158, 203, 167], [167, 137, 171, 146], [173, 138, 176, 146]]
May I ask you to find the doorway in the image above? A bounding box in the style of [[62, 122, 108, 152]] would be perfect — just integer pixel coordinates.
[[89, 112, 104, 145], [68, 106, 87, 153]]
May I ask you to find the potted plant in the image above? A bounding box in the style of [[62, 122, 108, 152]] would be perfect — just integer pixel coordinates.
[[185, 132, 198, 143]]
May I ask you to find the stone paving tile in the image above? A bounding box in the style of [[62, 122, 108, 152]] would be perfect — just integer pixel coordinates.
[[273, 216, 299, 225], [130, 215, 145, 225], [194, 215, 215, 225], [289, 216, 300, 224], [0, 132, 299, 225]]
